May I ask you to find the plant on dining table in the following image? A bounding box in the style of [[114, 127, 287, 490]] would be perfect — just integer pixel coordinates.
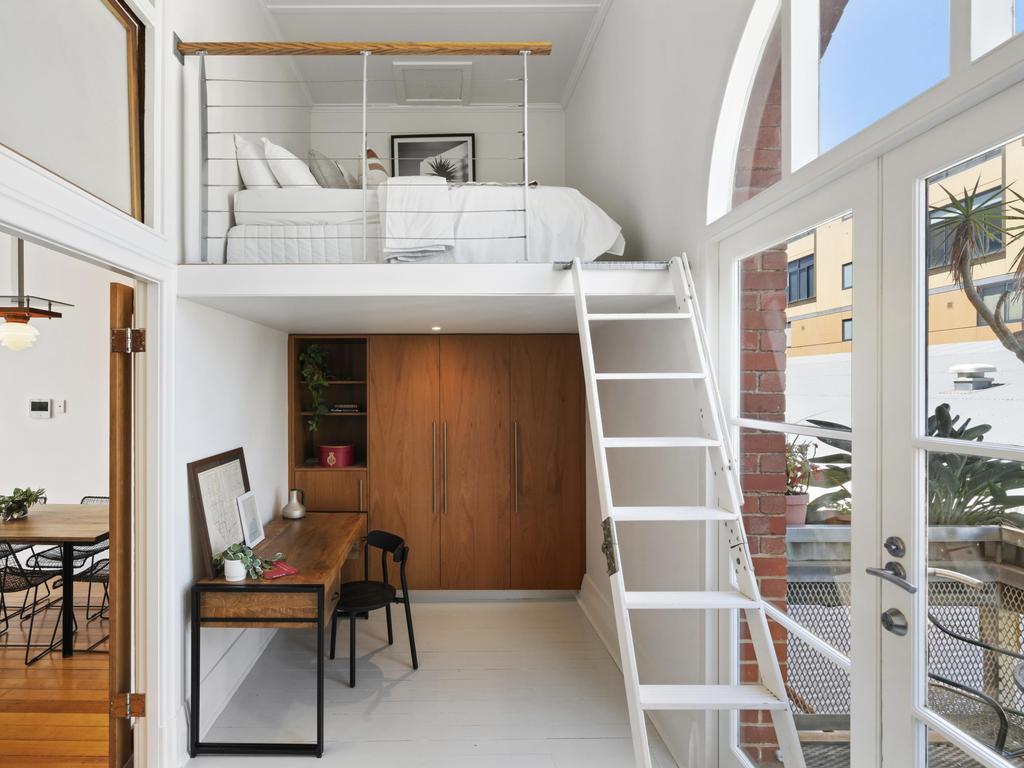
[[0, 487, 46, 522]]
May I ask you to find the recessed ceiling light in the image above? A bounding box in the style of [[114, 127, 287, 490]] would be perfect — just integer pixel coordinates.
[[431, 326, 442, 332]]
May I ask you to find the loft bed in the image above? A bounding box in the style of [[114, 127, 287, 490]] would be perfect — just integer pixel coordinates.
[[179, 40, 627, 266]]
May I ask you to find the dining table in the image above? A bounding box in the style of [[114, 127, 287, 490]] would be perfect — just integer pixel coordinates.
[[0, 503, 110, 657]]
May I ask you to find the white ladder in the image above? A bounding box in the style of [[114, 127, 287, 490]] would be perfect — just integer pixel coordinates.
[[571, 254, 805, 768]]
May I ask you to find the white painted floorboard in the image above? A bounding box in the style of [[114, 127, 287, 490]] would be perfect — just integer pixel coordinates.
[[195, 600, 678, 767]]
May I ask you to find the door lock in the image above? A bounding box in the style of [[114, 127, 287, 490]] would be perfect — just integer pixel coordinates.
[[883, 536, 906, 558], [880, 608, 909, 636]]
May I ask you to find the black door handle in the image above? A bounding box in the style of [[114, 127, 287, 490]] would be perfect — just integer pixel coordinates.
[[866, 561, 918, 594]]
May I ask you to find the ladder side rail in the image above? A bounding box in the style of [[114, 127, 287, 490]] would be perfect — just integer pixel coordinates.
[[571, 259, 653, 768]]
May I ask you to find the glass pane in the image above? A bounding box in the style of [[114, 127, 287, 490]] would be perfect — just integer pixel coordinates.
[[928, 728, 989, 766], [733, 16, 782, 207], [739, 214, 854, 428], [1019, 0, 1024, 34], [736, 428, 853, 766], [926, 451, 1024, 761], [819, 0, 950, 152], [924, 138, 1024, 448]]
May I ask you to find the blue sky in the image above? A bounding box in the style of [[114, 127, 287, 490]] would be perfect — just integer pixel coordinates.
[[819, 0, 950, 152]]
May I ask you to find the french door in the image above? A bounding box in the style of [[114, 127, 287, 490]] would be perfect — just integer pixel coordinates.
[[880, 78, 1024, 767], [715, 78, 1024, 768]]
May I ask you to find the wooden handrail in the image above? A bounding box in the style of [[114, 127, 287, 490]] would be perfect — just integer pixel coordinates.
[[176, 41, 552, 56]]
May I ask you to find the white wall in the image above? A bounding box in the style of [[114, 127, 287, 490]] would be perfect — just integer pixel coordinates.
[[310, 105, 565, 186], [566, 3, 755, 764], [173, 299, 288, 751], [0, 233, 133, 503], [0, 0, 135, 216], [565, 0, 754, 262]]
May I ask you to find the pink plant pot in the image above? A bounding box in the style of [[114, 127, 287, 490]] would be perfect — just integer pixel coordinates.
[[785, 493, 809, 527], [319, 443, 354, 468]]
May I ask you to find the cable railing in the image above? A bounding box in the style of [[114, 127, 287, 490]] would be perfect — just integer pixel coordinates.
[[180, 41, 552, 265]]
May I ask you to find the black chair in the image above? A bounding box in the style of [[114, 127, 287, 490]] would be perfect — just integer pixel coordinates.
[[330, 530, 418, 688], [0, 542, 66, 664]]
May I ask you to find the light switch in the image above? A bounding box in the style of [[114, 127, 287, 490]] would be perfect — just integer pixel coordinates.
[[55, 400, 67, 415]]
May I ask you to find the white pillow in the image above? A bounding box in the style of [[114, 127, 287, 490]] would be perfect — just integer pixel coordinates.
[[234, 135, 278, 189], [263, 138, 319, 188], [308, 149, 347, 188], [336, 160, 359, 189]]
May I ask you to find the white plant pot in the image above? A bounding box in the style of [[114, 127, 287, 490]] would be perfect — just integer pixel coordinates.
[[224, 559, 246, 582]]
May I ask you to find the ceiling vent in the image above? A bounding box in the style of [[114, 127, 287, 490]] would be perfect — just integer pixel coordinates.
[[393, 61, 472, 105]]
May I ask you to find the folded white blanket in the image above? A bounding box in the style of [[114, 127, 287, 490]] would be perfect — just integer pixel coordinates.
[[379, 176, 455, 253]]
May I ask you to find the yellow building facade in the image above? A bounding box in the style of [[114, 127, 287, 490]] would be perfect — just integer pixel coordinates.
[[786, 139, 1024, 356]]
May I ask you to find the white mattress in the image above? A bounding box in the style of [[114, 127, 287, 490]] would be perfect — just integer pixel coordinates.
[[226, 183, 625, 264]]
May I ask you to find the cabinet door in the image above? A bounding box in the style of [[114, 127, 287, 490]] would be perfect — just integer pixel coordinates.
[[510, 335, 585, 589], [440, 336, 511, 589], [368, 336, 441, 589], [294, 469, 367, 512]]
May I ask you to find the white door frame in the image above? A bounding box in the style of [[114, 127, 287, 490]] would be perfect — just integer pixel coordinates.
[[712, 159, 883, 767], [880, 75, 1024, 768]]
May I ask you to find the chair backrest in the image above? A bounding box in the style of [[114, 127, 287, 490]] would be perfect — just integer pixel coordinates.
[[81, 496, 109, 505], [364, 529, 409, 585]]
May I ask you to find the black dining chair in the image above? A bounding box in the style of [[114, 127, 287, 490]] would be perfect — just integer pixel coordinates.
[[330, 530, 418, 688], [0, 542, 66, 664]]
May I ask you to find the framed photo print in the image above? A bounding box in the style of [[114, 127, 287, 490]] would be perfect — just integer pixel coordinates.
[[391, 133, 476, 182], [236, 490, 265, 548], [186, 447, 250, 577]]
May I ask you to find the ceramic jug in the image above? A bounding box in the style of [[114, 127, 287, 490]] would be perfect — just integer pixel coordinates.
[[281, 488, 306, 520]]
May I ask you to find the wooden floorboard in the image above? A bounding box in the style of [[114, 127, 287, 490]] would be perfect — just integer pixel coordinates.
[[0, 587, 109, 765]]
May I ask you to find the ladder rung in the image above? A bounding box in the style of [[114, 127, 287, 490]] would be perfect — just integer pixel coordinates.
[[638, 684, 786, 711], [611, 506, 738, 522], [602, 437, 719, 448], [588, 312, 692, 321], [624, 591, 760, 610], [595, 372, 705, 381]]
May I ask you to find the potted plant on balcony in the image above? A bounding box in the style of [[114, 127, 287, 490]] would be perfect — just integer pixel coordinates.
[[785, 437, 814, 526]]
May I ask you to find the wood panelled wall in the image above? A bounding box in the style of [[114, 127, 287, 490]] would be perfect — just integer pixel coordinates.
[[290, 334, 584, 591]]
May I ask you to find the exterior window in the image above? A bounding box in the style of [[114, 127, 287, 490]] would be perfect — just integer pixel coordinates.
[[788, 255, 816, 304], [977, 281, 1024, 325], [841, 262, 853, 290], [927, 187, 1003, 269], [841, 317, 853, 341]]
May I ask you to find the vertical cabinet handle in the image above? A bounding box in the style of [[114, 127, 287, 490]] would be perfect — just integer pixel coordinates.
[[513, 421, 520, 514], [443, 422, 448, 515], [432, 422, 437, 515], [358, 478, 364, 512]]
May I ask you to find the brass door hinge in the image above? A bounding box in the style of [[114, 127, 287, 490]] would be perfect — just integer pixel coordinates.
[[111, 692, 146, 719], [111, 328, 146, 354]]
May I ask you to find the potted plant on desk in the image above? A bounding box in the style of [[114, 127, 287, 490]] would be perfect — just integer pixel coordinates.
[[0, 487, 46, 522], [214, 543, 282, 582]]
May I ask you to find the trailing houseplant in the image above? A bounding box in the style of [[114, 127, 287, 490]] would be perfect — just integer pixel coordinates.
[[785, 437, 814, 526], [299, 344, 329, 433], [0, 487, 46, 522], [213, 543, 284, 580], [802, 405, 1024, 526]]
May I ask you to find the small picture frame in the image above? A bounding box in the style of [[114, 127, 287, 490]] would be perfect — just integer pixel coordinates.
[[236, 491, 265, 548], [391, 133, 476, 182]]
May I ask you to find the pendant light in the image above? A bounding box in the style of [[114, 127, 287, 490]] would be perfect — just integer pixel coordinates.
[[0, 239, 72, 351]]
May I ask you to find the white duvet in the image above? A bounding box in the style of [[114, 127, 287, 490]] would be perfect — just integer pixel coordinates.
[[228, 181, 625, 264]]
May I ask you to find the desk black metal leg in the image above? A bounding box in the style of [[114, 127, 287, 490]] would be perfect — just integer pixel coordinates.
[[61, 542, 74, 657], [317, 587, 324, 758], [190, 588, 200, 758]]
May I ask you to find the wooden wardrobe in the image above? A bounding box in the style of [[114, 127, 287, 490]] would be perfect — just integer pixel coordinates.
[[367, 334, 584, 590]]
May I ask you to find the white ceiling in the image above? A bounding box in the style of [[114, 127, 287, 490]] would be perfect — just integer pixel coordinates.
[[262, 0, 610, 105]]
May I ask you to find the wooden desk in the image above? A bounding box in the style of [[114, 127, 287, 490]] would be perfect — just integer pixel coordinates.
[[189, 512, 363, 758], [0, 504, 109, 658]]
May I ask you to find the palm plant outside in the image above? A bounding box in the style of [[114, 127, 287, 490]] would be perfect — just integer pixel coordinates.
[[929, 181, 1024, 363]]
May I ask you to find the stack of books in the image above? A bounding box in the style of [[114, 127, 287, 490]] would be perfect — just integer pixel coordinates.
[[330, 403, 362, 414]]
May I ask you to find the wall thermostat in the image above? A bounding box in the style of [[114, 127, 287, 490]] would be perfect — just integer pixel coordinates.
[[29, 399, 52, 419]]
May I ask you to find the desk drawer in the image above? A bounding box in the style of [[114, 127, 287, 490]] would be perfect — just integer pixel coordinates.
[[199, 589, 321, 629]]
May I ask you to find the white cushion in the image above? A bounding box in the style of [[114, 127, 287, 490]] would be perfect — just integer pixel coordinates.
[[234, 135, 278, 189], [360, 148, 390, 188], [263, 138, 319, 188], [307, 149, 348, 188], [336, 160, 359, 189]]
